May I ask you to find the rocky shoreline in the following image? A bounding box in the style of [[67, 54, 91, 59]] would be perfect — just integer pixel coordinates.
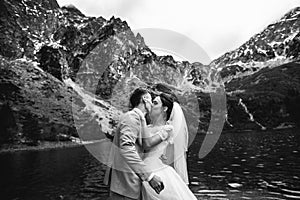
[[0, 141, 83, 154], [1, 126, 298, 154]]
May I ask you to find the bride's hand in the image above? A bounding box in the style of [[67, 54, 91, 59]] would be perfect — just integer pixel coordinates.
[[157, 125, 174, 142], [162, 125, 174, 143], [162, 125, 173, 132]]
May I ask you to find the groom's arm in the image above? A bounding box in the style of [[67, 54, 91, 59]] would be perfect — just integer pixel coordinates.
[[118, 113, 152, 181]]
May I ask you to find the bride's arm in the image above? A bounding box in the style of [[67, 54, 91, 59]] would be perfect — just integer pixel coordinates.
[[142, 124, 173, 151], [142, 129, 164, 150], [137, 112, 173, 150]]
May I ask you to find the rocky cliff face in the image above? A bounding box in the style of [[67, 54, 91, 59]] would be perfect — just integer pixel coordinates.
[[0, 0, 299, 146], [0, 56, 77, 144], [0, 0, 206, 145], [225, 61, 300, 131]]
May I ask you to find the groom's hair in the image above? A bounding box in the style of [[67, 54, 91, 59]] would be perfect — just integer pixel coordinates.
[[129, 87, 149, 109]]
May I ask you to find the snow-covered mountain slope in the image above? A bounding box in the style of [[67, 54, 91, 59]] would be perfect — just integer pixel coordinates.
[[211, 7, 300, 82]]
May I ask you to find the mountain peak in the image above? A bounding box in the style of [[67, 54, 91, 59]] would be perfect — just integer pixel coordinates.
[[210, 6, 300, 81], [61, 4, 85, 16]]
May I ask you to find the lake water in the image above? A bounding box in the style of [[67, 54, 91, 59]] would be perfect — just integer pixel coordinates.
[[1, 129, 300, 200]]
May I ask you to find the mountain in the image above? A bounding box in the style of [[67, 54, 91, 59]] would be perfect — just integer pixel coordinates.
[[209, 7, 300, 131], [0, 0, 206, 146], [0, 0, 299, 147], [0, 56, 77, 144], [225, 61, 300, 130], [211, 7, 300, 82]]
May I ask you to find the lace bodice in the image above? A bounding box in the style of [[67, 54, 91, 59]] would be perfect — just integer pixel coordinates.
[[142, 125, 171, 172]]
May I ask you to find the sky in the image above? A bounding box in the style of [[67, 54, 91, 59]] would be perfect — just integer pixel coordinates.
[[56, 0, 300, 63]]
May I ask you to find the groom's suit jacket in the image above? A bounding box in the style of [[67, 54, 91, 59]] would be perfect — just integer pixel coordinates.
[[108, 108, 152, 199]]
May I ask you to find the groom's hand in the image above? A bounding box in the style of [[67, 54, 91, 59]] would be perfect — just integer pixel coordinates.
[[159, 154, 168, 164], [149, 175, 164, 194]]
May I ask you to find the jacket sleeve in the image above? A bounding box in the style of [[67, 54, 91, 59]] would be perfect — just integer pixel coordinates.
[[118, 112, 151, 181]]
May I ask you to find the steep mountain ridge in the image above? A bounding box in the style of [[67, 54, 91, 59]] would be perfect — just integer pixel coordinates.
[[0, 0, 299, 146], [0, 0, 206, 145], [211, 7, 300, 82], [205, 7, 300, 131]]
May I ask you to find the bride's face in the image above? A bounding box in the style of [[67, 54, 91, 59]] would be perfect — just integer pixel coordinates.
[[150, 96, 166, 122]]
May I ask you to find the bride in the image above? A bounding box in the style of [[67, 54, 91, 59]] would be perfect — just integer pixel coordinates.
[[140, 93, 197, 200]]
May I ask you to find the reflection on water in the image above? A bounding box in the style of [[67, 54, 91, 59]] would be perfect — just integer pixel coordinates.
[[189, 129, 300, 199], [1, 129, 300, 200], [0, 147, 108, 200]]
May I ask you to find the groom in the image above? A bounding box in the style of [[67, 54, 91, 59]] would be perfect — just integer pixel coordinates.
[[108, 88, 164, 200]]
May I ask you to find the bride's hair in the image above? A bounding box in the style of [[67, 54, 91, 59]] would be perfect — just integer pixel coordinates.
[[150, 83, 180, 121], [160, 93, 175, 121], [152, 83, 179, 103]]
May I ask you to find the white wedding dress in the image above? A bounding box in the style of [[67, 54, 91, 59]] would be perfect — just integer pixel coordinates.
[[141, 126, 197, 200]]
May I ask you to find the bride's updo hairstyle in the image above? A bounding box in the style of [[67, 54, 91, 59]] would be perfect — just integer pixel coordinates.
[[152, 83, 179, 103], [159, 93, 175, 121]]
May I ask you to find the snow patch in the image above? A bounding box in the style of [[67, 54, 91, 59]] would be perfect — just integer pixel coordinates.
[[274, 123, 294, 130], [114, 36, 124, 47], [257, 48, 268, 55], [238, 98, 266, 130], [63, 4, 77, 9], [284, 31, 299, 43], [277, 17, 298, 23], [227, 90, 246, 95]]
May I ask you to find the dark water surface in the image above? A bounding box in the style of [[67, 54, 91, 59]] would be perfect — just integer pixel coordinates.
[[1, 129, 299, 200]]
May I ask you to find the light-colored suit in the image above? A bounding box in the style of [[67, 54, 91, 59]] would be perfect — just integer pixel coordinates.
[[106, 108, 151, 199]]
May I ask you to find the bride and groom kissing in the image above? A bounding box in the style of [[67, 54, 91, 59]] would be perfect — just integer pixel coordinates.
[[105, 87, 197, 200]]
